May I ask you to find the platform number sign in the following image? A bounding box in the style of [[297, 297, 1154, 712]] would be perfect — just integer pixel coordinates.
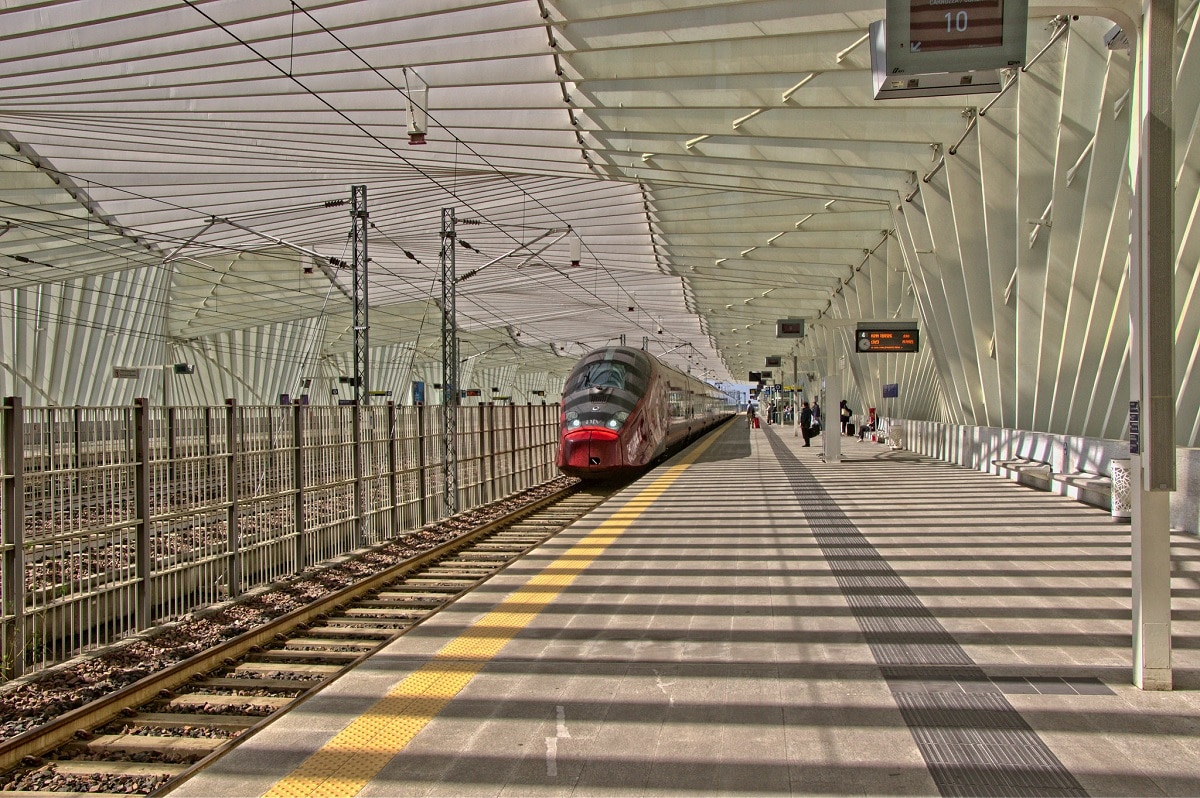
[[910, 0, 1004, 52], [884, 0, 1027, 75]]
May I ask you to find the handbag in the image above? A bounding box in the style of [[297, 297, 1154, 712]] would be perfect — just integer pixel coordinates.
[[810, 422, 821, 436]]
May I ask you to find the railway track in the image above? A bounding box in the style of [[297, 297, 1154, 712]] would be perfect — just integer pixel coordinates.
[[0, 482, 617, 797]]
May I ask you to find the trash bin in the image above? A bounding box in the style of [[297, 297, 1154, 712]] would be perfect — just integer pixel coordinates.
[[1110, 458, 1131, 520], [888, 421, 905, 450]]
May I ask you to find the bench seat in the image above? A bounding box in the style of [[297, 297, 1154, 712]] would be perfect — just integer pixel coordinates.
[[1051, 471, 1111, 491], [991, 457, 1052, 476]]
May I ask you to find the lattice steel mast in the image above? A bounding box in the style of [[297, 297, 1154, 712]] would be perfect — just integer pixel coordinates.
[[440, 207, 459, 515], [351, 185, 370, 405]]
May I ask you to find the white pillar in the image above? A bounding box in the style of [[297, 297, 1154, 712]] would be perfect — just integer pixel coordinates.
[[822, 349, 842, 463], [1129, 0, 1175, 690], [792, 355, 799, 437], [1131, 472, 1171, 689]]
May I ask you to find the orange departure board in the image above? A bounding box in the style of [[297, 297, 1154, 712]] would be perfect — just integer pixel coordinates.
[[856, 328, 919, 352]]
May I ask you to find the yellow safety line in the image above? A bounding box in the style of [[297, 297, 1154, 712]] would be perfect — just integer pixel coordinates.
[[262, 428, 725, 798]]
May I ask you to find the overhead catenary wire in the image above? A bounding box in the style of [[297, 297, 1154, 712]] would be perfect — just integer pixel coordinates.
[[0, 22, 672, 357], [195, 0, 665, 338], [0, 4, 735, 382]]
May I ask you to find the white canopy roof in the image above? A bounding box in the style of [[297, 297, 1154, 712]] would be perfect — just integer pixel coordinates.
[[2, 1, 1198, 444]]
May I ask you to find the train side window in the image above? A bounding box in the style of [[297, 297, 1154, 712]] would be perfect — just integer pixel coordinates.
[[669, 389, 684, 418]]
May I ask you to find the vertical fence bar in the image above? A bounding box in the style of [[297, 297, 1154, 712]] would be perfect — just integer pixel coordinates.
[[292, 400, 306, 572], [2, 397, 25, 679], [225, 399, 241, 598], [204, 406, 213, 484], [416, 403, 427, 527], [72, 405, 82, 495], [133, 397, 151, 630]]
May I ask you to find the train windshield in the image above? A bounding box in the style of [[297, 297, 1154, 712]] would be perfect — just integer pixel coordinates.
[[561, 349, 651, 432], [567, 362, 628, 392]]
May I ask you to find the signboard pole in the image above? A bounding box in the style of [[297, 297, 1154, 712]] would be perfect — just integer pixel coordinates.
[[793, 355, 799, 438]]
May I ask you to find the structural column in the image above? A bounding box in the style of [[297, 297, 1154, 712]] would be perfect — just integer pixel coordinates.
[[1129, 0, 1175, 690]]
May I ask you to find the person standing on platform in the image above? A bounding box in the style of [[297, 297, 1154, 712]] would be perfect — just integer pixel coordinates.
[[812, 400, 821, 427], [747, 403, 757, 429], [800, 401, 813, 447], [840, 399, 852, 435]]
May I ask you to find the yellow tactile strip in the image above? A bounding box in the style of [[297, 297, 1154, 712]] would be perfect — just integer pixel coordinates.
[[262, 431, 723, 798]]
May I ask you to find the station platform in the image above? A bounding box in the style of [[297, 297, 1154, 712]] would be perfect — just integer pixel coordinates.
[[169, 420, 1200, 798]]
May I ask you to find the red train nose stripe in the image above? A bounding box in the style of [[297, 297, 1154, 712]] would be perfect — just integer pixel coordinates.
[[564, 427, 618, 442]]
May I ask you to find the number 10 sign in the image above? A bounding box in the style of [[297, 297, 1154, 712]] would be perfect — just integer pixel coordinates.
[[885, 0, 1027, 75]]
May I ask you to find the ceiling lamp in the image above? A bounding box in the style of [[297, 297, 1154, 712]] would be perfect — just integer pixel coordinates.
[[569, 234, 582, 267], [404, 68, 429, 145]]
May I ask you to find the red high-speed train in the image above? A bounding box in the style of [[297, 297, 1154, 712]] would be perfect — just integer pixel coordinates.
[[556, 346, 736, 479]]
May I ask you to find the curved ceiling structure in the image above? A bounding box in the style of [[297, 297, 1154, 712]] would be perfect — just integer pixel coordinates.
[[1, 1, 1197, 445]]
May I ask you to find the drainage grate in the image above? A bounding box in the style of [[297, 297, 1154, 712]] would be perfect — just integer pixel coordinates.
[[767, 432, 1089, 798]]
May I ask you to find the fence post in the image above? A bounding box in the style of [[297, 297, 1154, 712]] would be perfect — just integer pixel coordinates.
[[292, 400, 305, 572], [529, 405, 540, 483], [548, 404, 560, 479], [167, 405, 178, 481], [352, 403, 364, 548], [508, 403, 518, 496], [388, 402, 400, 536], [133, 397, 151, 630], [225, 399, 241, 598], [204, 406, 213, 484], [416, 403, 427, 527], [72, 405, 82, 496], [485, 404, 496, 503], [2, 397, 26, 679]]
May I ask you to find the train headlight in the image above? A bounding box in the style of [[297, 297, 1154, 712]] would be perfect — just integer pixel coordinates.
[[570, 419, 581, 428], [607, 419, 619, 428]]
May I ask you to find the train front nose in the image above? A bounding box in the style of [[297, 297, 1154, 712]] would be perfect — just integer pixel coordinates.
[[560, 427, 622, 472]]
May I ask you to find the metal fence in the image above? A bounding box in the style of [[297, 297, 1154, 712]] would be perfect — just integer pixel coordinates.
[[0, 397, 560, 680]]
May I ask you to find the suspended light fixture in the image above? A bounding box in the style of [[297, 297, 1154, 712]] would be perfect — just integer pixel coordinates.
[[569, 234, 581, 267], [404, 68, 429, 145]]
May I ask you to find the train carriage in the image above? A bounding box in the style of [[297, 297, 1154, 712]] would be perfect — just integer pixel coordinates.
[[556, 346, 734, 479]]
